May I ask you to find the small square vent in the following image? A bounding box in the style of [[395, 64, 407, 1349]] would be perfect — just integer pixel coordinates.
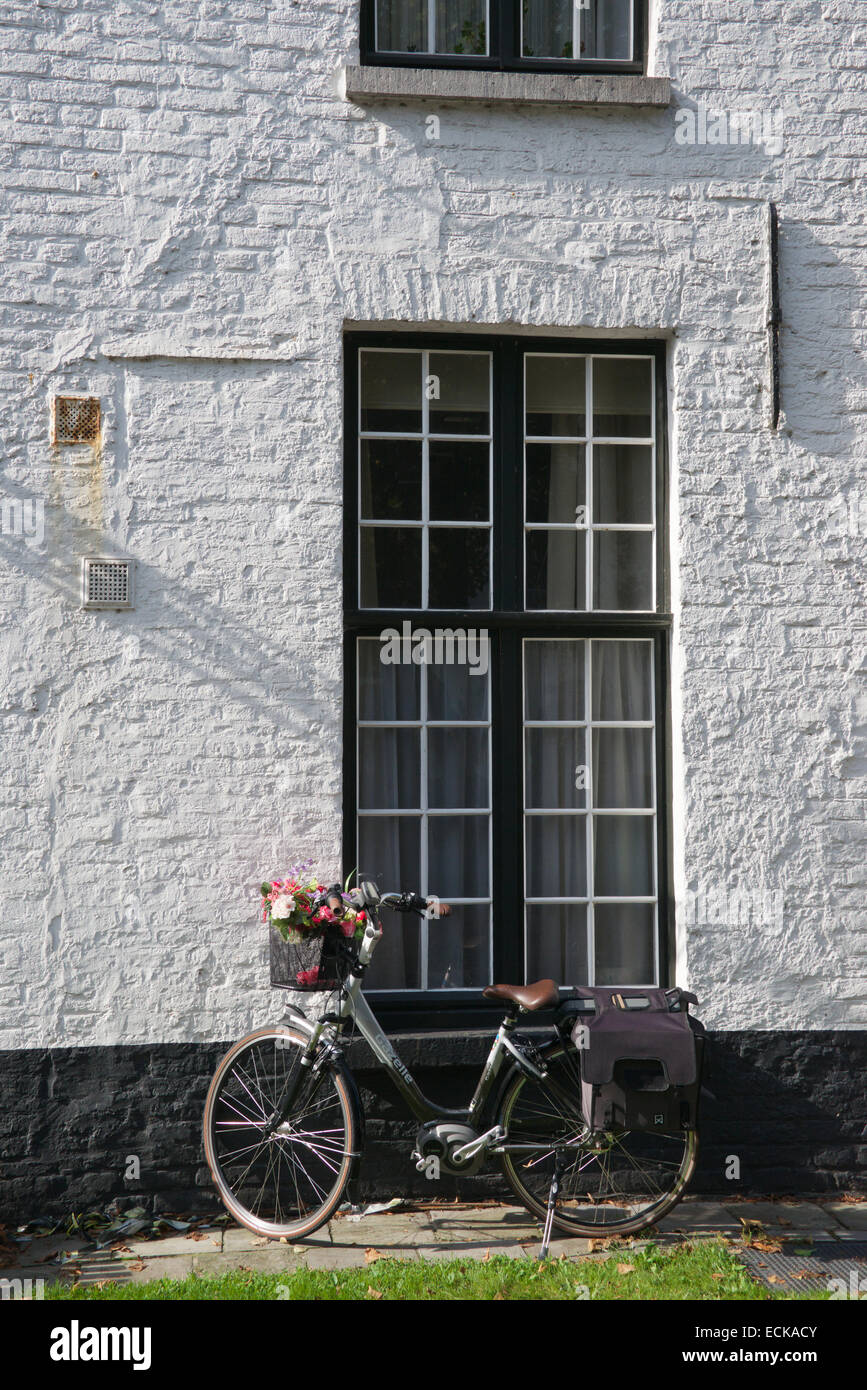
[[81, 556, 135, 610], [53, 395, 101, 446]]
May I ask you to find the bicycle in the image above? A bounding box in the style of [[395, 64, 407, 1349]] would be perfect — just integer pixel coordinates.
[[203, 882, 698, 1245]]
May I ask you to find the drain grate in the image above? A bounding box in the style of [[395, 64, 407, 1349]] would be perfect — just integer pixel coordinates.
[[739, 1241, 867, 1295]]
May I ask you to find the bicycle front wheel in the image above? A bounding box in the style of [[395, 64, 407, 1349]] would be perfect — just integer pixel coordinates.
[[498, 1044, 697, 1237], [203, 1026, 359, 1240]]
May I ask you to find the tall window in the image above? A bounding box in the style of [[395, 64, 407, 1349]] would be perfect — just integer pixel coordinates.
[[344, 335, 668, 1007], [362, 0, 644, 72]]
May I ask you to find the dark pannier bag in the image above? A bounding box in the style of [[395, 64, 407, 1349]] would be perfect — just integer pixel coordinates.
[[569, 987, 705, 1137]]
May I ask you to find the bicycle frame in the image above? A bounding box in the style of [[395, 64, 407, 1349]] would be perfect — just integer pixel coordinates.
[[270, 902, 554, 1138]]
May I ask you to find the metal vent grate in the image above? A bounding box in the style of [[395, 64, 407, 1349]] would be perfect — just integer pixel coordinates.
[[53, 396, 101, 445], [81, 557, 135, 610]]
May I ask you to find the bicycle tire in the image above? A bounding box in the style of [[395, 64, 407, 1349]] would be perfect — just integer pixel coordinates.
[[203, 1025, 360, 1240], [497, 1042, 698, 1237]]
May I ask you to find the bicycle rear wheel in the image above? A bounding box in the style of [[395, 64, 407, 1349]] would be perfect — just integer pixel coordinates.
[[203, 1026, 358, 1240], [498, 1044, 697, 1237]]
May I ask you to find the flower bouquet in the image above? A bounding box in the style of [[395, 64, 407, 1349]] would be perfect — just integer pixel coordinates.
[[263, 864, 367, 991]]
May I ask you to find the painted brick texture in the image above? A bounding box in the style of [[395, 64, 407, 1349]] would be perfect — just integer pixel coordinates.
[[0, 1, 864, 1052]]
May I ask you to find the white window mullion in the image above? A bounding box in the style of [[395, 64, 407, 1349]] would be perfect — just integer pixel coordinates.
[[585, 638, 594, 985], [421, 349, 430, 609], [420, 660, 429, 991], [586, 355, 594, 611]]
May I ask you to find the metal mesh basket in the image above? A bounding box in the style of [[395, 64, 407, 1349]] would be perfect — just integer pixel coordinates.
[[268, 924, 343, 991]]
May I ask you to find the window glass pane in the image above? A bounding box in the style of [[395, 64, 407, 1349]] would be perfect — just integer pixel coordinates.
[[428, 728, 489, 808], [592, 357, 652, 438], [593, 445, 652, 524], [429, 441, 490, 521], [526, 444, 585, 524], [594, 815, 654, 896], [428, 906, 489, 988], [593, 531, 653, 610], [361, 440, 422, 520], [360, 527, 422, 608], [428, 815, 490, 897], [359, 815, 421, 893], [524, 640, 584, 721], [358, 639, 421, 721], [526, 529, 586, 610], [525, 355, 586, 436], [428, 657, 489, 720], [361, 350, 422, 432], [522, 0, 573, 58], [436, 0, 487, 55], [428, 528, 490, 609], [429, 352, 490, 432], [593, 728, 653, 808], [581, 0, 632, 61], [526, 904, 587, 984], [376, 0, 428, 54], [359, 729, 421, 808], [526, 728, 586, 810], [591, 640, 652, 721], [526, 815, 587, 898], [594, 904, 655, 985]]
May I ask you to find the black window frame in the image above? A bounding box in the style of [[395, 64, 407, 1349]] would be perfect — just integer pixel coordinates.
[[359, 0, 647, 75], [343, 331, 671, 1029]]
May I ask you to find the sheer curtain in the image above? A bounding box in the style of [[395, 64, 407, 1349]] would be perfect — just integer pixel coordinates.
[[525, 639, 656, 986], [357, 642, 491, 990]]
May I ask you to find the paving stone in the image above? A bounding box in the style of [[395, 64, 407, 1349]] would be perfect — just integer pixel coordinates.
[[190, 1249, 305, 1275], [125, 1256, 196, 1284], [821, 1204, 867, 1232], [221, 1227, 332, 1252], [125, 1234, 222, 1257], [330, 1213, 432, 1247], [723, 1201, 832, 1229]]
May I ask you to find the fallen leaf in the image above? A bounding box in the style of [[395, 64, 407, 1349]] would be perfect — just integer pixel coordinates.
[[366, 1285, 384, 1300], [768, 1274, 786, 1285], [493, 1290, 505, 1300], [793, 1270, 823, 1280], [616, 1262, 635, 1274], [480, 1249, 491, 1263], [364, 1247, 384, 1265], [711, 1272, 726, 1280]]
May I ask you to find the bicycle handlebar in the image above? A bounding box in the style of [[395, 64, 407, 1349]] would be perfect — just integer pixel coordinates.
[[383, 890, 451, 918]]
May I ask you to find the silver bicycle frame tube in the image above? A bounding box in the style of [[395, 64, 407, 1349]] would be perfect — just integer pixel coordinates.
[[334, 917, 531, 1126]]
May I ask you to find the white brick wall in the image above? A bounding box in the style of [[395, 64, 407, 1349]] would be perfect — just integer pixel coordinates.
[[0, 2, 863, 1044]]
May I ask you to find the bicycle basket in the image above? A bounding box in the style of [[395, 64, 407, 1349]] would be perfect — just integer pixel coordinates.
[[268, 924, 345, 991]]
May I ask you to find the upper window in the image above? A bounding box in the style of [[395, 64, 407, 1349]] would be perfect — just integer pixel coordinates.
[[362, 0, 645, 73]]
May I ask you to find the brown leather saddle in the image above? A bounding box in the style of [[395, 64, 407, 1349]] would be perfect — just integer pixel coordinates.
[[482, 979, 559, 1012]]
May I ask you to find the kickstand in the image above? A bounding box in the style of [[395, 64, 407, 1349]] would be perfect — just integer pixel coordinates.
[[539, 1152, 565, 1261]]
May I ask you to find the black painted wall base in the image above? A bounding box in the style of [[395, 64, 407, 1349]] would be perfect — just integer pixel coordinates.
[[0, 1031, 864, 1221]]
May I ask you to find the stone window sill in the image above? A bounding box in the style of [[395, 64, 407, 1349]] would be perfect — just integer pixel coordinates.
[[343, 64, 669, 109]]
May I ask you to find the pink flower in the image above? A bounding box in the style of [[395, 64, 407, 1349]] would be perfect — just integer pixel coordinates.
[[340, 918, 356, 938], [296, 968, 321, 986]]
